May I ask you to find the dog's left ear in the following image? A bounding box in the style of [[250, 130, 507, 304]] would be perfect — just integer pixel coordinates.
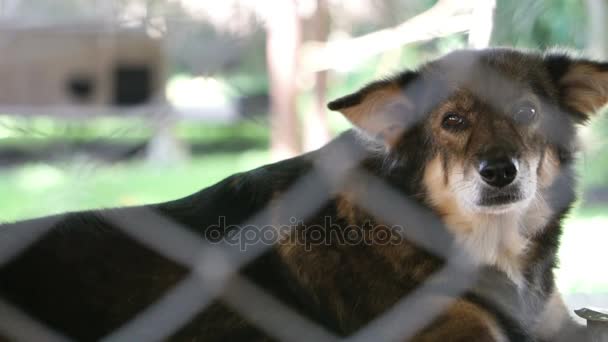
[[545, 54, 608, 121], [327, 71, 420, 147]]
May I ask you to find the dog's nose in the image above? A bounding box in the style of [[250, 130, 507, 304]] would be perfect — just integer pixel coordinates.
[[478, 158, 518, 188]]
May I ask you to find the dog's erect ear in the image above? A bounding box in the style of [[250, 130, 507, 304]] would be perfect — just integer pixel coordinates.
[[545, 54, 608, 121], [327, 71, 420, 146]]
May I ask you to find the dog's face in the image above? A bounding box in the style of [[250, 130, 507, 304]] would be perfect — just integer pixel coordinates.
[[329, 49, 608, 216], [425, 87, 545, 214], [421, 51, 558, 215]]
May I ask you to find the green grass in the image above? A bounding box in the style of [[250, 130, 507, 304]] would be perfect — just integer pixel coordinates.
[[0, 151, 269, 222], [0, 116, 270, 145]]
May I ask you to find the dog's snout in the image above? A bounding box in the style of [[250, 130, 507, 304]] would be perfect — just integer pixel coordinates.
[[478, 158, 518, 188]]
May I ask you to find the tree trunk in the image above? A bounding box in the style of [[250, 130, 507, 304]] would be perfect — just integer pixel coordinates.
[[586, 0, 608, 59], [303, 0, 332, 152], [266, 0, 302, 161]]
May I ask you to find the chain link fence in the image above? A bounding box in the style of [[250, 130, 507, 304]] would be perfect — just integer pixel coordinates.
[[0, 60, 599, 341], [0, 2, 606, 341]]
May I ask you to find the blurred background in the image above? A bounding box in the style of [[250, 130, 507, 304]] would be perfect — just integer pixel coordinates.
[[0, 0, 606, 310]]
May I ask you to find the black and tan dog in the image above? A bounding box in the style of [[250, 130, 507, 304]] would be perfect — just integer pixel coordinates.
[[1, 48, 606, 341]]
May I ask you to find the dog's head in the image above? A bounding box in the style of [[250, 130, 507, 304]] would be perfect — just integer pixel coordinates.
[[328, 49, 608, 216]]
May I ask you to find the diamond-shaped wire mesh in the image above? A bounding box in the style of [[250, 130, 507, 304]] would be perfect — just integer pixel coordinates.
[[0, 54, 583, 341], [0, 125, 482, 341], [0, 0, 597, 339]]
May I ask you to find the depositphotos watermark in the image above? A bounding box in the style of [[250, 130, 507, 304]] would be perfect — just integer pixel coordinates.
[[205, 216, 407, 251]]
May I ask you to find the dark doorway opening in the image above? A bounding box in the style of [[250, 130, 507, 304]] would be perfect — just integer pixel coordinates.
[[113, 65, 152, 106]]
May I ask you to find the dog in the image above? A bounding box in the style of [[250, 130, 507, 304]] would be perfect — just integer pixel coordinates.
[[1, 48, 605, 341]]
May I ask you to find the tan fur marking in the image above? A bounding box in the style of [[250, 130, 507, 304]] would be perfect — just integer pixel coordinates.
[[414, 299, 508, 342], [276, 234, 298, 259], [423, 156, 527, 284], [271, 190, 300, 259], [422, 156, 464, 225], [561, 64, 608, 114], [340, 83, 412, 144], [517, 149, 558, 237], [340, 84, 401, 126], [336, 193, 359, 224], [538, 148, 561, 189]]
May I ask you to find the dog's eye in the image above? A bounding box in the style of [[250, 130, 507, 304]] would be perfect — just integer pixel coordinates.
[[441, 112, 468, 131], [514, 101, 537, 124]]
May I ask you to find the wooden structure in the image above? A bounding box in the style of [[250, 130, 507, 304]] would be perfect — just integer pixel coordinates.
[[0, 25, 165, 115], [0, 25, 185, 163]]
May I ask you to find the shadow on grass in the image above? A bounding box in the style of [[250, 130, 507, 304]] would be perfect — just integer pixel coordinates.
[[0, 137, 267, 168]]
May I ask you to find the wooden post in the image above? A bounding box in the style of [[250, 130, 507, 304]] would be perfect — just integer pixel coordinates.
[[586, 0, 608, 59], [303, 0, 331, 152], [266, 0, 302, 161]]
